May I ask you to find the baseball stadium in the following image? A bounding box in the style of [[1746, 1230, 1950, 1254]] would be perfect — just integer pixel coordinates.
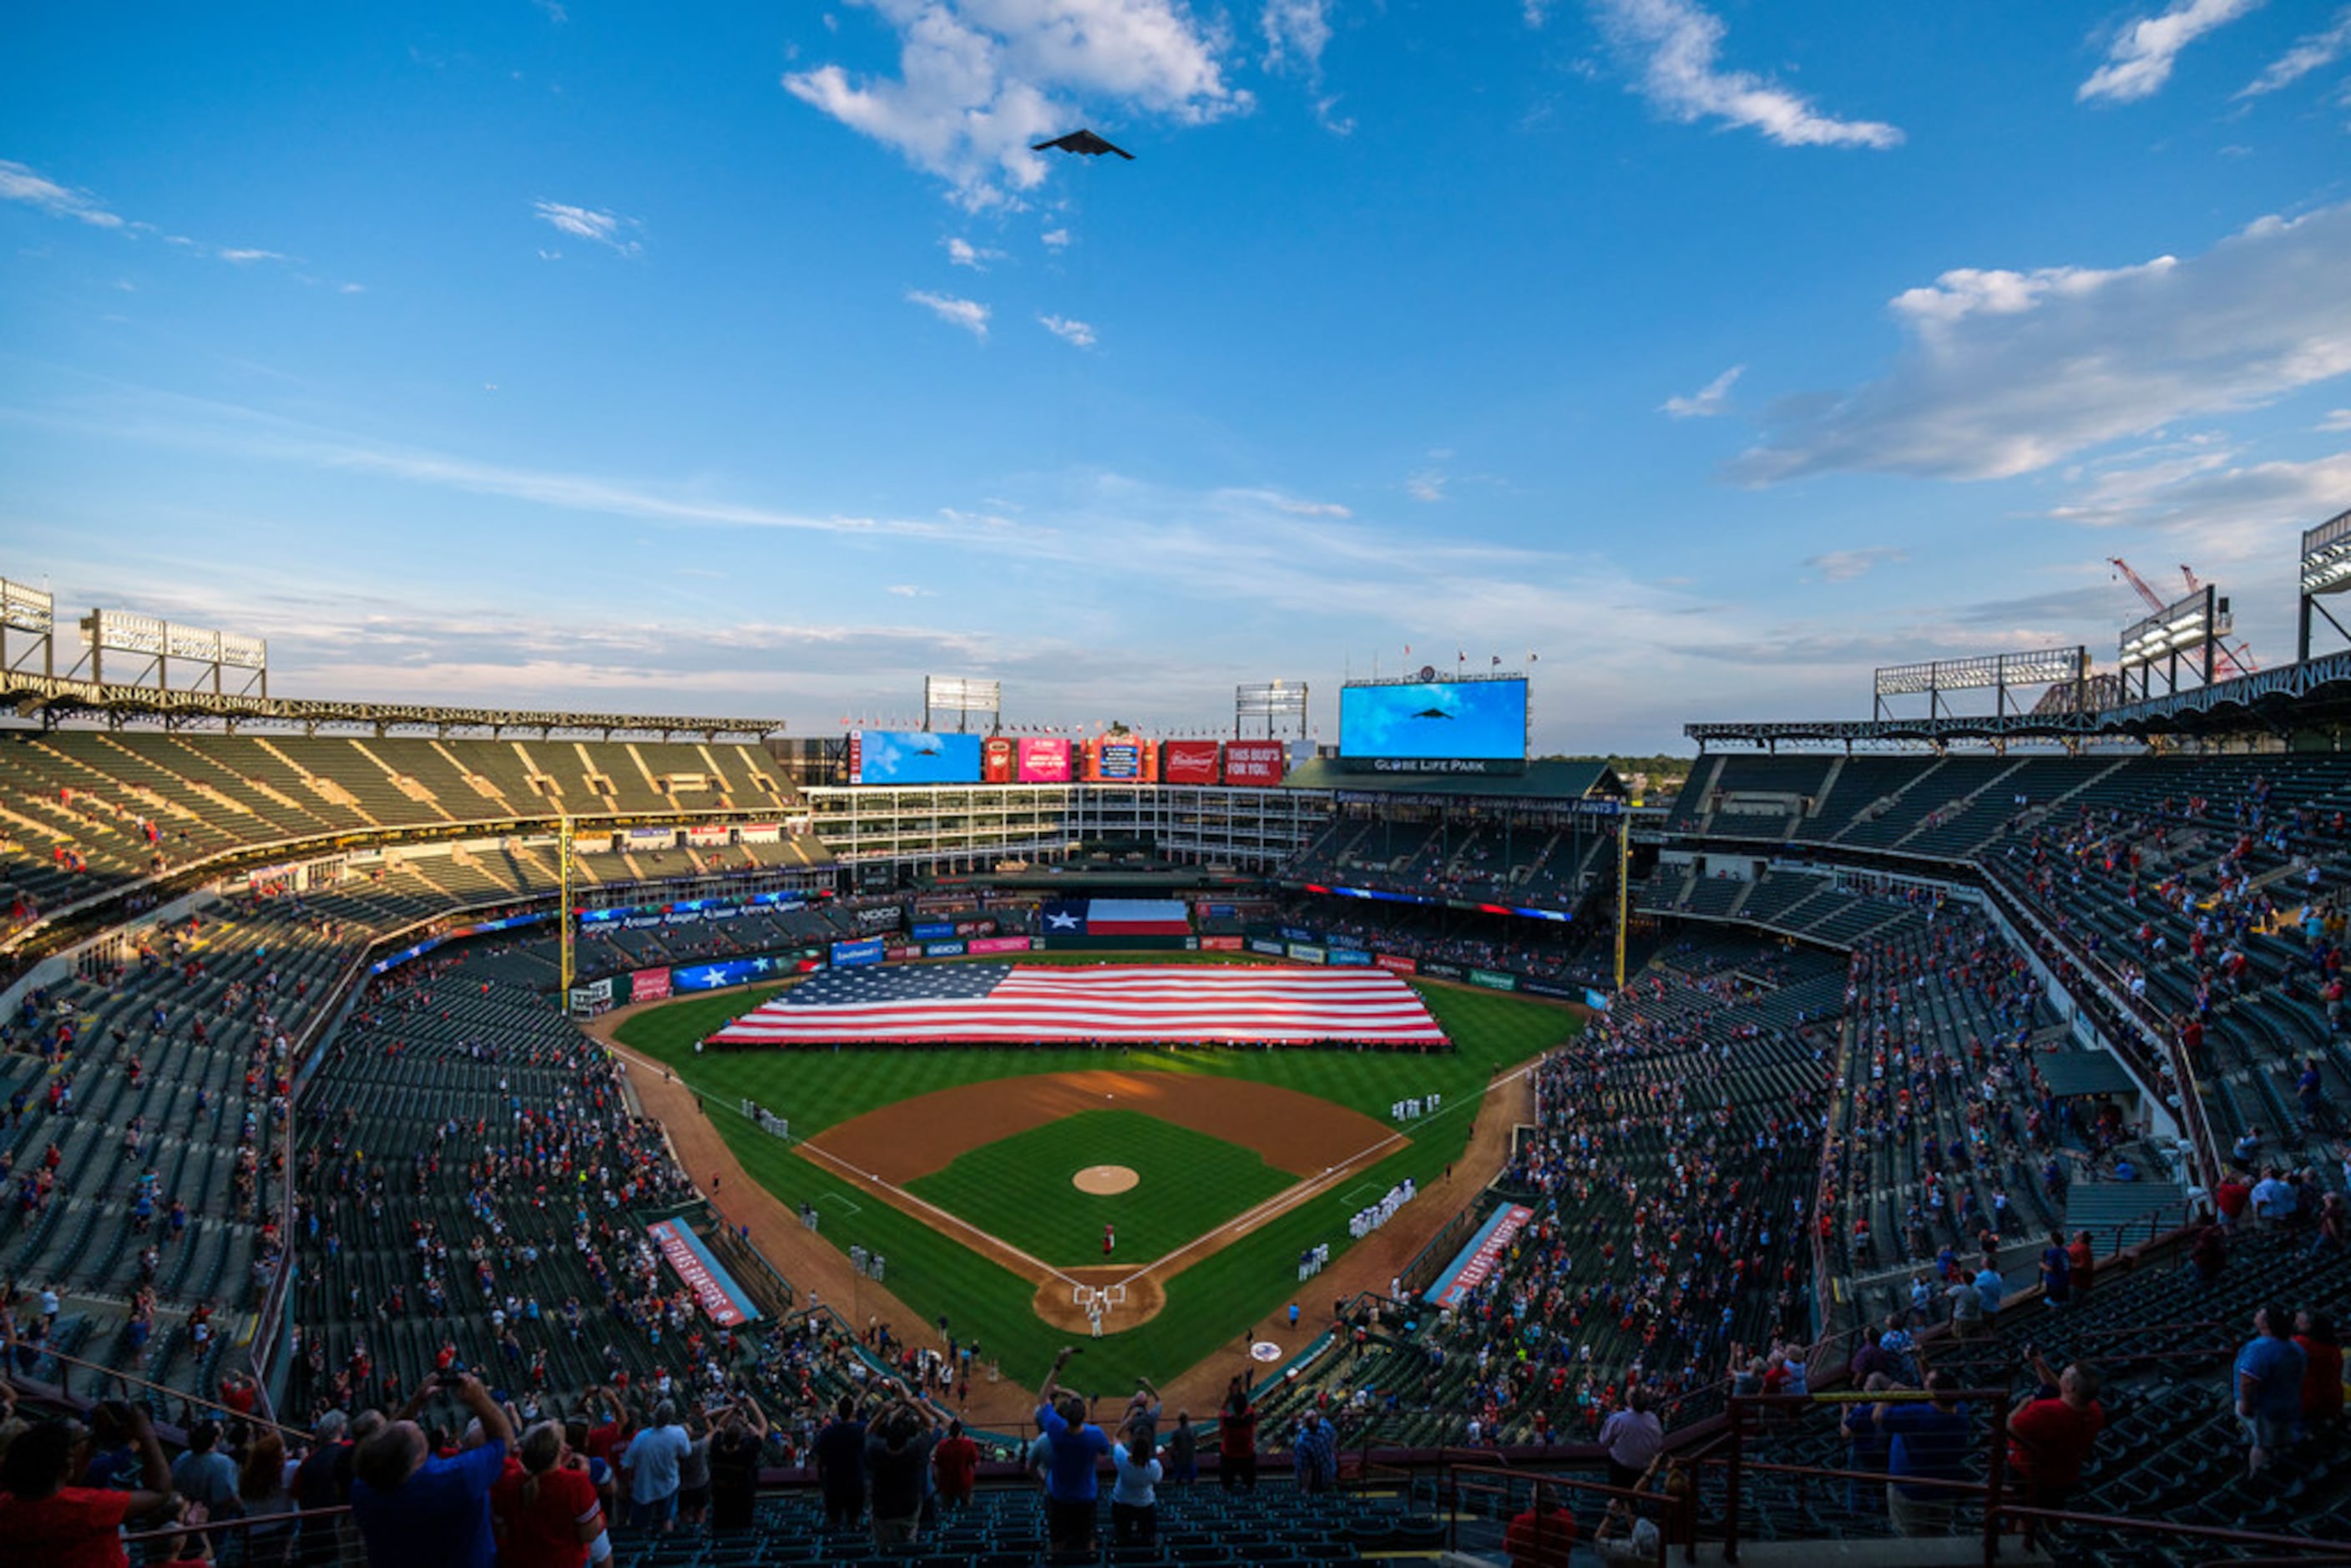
[[8, 5, 2351, 1566], [7, 529, 2351, 1565]]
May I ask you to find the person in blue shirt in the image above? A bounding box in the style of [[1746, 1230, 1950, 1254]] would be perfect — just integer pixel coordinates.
[[350, 1373, 513, 1568], [1973, 1257, 2005, 1328], [2235, 1306, 2308, 1477], [1034, 1346, 1111, 1558], [1874, 1371, 1970, 1537]]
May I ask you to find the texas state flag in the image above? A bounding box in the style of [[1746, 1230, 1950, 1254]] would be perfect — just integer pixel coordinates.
[[1040, 899, 1191, 936]]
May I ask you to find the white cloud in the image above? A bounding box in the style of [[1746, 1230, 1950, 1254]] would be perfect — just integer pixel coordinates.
[[217, 247, 286, 264], [2079, 0, 2263, 104], [1587, 0, 1903, 149], [1272, 494, 1351, 518], [1805, 548, 1905, 582], [1038, 311, 1095, 347], [532, 0, 569, 21], [0, 159, 124, 227], [1405, 470, 1446, 502], [908, 288, 990, 337], [944, 236, 1004, 269], [2321, 409, 2351, 432], [338, 281, 366, 294], [530, 200, 643, 256], [886, 583, 933, 596], [1732, 201, 2351, 483], [2238, 6, 2351, 97], [1661, 363, 1743, 418], [782, 0, 1248, 209], [1262, 0, 1333, 73], [1041, 227, 1071, 249]]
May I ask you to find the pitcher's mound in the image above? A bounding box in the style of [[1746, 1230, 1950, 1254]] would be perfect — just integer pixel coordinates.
[[1073, 1165, 1139, 1195]]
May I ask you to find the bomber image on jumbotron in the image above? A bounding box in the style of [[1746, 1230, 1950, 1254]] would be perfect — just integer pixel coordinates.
[[6, 5, 2350, 1564]]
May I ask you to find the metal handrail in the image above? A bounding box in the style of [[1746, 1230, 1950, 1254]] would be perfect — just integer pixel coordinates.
[[1443, 1458, 1686, 1566], [119, 1504, 351, 1547]]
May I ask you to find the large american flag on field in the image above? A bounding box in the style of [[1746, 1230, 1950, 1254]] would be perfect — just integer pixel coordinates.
[[708, 964, 1448, 1047]]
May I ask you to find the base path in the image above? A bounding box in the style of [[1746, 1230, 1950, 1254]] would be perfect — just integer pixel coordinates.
[[807, 1070, 1393, 1183]]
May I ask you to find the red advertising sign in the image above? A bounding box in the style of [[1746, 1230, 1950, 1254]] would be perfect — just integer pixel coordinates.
[[1017, 736, 1072, 782], [1224, 740, 1286, 787], [632, 968, 673, 1002], [968, 934, 1034, 954], [1201, 935, 1245, 951], [646, 1220, 755, 1328], [983, 736, 1016, 784], [1373, 953, 1418, 974], [886, 945, 918, 963], [1161, 740, 1221, 784]]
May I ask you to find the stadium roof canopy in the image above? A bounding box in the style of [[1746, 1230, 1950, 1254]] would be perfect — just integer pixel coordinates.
[[1282, 756, 1622, 804], [0, 672, 784, 740], [1687, 646, 2351, 750]]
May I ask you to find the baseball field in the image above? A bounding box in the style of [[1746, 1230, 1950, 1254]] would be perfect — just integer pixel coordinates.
[[616, 957, 1580, 1389]]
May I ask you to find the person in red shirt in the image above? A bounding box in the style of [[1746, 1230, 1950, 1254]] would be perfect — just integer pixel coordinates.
[[492, 1422, 604, 1568], [931, 1418, 979, 1510], [1504, 1489, 1577, 1567], [2064, 1232, 2095, 1302], [2215, 1176, 2252, 1231], [581, 1387, 632, 1473], [2296, 1311, 2343, 1434], [1217, 1373, 1257, 1490], [0, 1408, 179, 1568], [2005, 1353, 2105, 1541]]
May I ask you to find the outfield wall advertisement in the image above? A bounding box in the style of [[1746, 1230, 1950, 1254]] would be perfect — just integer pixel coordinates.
[[647, 1219, 759, 1327]]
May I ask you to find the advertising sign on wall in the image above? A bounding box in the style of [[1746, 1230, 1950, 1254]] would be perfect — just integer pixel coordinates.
[[1373, 953, 1418, 974], [968, 935, 1034, 954], [1017, 736, 1073, 783], [830, 938, 884, 968], [1161, 740, 1221, 784], [983, 736, 1016, 784], [646, 1220, 759, 1327], [1224, 740, 1287, 787], [1095, 741, 1143, 781], [1201, 935, 1245, 952], [632, 968, 673, 1002], [1287, 942, 1327, 964]]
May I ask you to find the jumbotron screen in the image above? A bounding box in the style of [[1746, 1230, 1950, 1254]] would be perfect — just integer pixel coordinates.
[[1337, 678, 1529, 774], [852, 731, 983, 785]]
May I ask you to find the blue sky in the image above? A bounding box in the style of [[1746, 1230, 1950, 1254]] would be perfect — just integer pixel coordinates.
[[3, 0, 2347, 752]]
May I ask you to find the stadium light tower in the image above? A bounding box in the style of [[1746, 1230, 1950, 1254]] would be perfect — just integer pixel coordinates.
[[2298, 507, 2351, 660], [1235, 680, 1307, 740]]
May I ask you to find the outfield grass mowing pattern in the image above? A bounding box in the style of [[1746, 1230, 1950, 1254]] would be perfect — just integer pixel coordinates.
[[904, 1110, 1294, 1267], [619, 968, 1579, 1389]]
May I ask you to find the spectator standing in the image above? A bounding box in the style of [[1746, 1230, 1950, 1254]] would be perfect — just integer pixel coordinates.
[[619, 1401, 691, 1533], [706, 1399, 768, 1533], [1504, 1485, 1577, 1568], [490, 1420, 604, 1568], [1875, 1371, 1969, 1537], [2293, 1311, 2342, 1439], [1599, 1388, 1664, 1492], [813, 1395, 868, 1531], [1109, 1411, 1163, 1546], [2235, 1306, 2307, 1476], [291, 1410, 351, 1568], [675, 1411, 712, 1531], [169, 1420, 240, 1525], [1034, 1346, 1112, 1558], [236, 1430, 296, 1564], [1293, 1409, 1338, 1495], [2038, 1231, 2071, 1310], [1165, 1410, 1197, 1486], [0, 1407, 177, 1567], [348, 1373, 513, 1568], [1217, 1378, 1257, 1491], [865, 1384, 937, 1550], [1842, 1374, 1893, 1514], [2005, 1353, 2105, 1535], [930, 1419, 979, 1514], [1973, 1257, 2005, 1332]]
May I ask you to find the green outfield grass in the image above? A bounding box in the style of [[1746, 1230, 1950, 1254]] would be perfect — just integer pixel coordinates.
[[904, 1110, 1294, 1267], [618, 964, 1579, 1391]]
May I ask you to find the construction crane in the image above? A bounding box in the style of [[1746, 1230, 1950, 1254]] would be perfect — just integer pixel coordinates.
[[2106, 557, 2258, 677]]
